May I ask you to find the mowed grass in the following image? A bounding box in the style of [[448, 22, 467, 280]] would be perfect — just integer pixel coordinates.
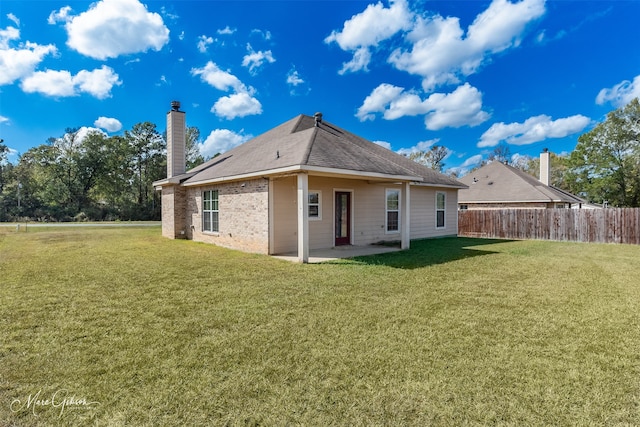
[[0, 226, 639, 426]]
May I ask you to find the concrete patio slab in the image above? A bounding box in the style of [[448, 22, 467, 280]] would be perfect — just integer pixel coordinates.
[[273, 245, 402, 263]]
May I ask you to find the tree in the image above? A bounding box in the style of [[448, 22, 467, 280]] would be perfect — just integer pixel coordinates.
[[408, 145, 448, 172], [523, 152, 571, 189], [0, 140, 8, 193], [566, 98, 640, 207], [488, 143, 512, 164], [21, 128, 110, 218], [186, 126, 206, 169], [125, 122, 165, 219]]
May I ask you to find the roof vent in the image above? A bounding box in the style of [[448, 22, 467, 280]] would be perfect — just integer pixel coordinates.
[[171, 100, 181, 111], [314, 112, 323, 127]]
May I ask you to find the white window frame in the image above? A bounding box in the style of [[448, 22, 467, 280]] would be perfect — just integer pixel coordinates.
[[385, 188, 400, 233], [203, 189, 219, 233], [436, 191, 446, 229], [308, 190, 322, 221]]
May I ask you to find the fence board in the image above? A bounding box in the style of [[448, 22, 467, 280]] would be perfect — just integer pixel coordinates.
[[458, 208, 640, 245]]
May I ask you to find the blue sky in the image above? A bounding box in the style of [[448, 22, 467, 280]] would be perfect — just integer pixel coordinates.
[[1, 0, 639, 176]]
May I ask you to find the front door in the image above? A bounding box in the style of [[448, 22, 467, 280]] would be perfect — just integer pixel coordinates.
[[335, 191, 351, 246]]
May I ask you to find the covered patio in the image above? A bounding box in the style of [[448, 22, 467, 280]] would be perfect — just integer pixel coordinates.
[[273, 244, 402, 263]]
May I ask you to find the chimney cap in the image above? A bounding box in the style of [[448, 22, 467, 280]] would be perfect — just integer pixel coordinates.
[[171, 100, 181, 111], [314, 112, 323, 126], [542, 147, 549, 153]]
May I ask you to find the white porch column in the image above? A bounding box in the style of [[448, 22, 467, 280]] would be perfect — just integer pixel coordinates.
[[297, 173, 309, 263], [401, 181, 410, 250]]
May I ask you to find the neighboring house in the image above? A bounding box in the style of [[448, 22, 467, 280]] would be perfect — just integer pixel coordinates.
[[457, 149, 594, 210], [153, 102, 467, 262]]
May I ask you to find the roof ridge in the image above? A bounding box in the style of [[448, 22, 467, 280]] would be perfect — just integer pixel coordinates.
[[290, 114, 306, 134], [302, 127, 318, 165], [321, 119, 423, 178]]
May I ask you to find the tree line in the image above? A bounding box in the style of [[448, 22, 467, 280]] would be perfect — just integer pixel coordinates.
[[0, 122, 205, 222], [1, 99, 639, 221], [409, 99, 640, 208]]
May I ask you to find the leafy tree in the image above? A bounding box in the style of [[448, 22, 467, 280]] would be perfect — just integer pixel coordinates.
[[21, 128, 110, 218], [567, 98, 640, 206], [523, 152, 571, 189], [408, 145, 448, 172], [186, 126, 206, 169]]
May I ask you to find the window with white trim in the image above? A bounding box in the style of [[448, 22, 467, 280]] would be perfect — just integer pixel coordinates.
[[386, 189, 400, 232], [203, 189, 219, 232], [308, 191, 321, 220], [436, 192, 446, 228]]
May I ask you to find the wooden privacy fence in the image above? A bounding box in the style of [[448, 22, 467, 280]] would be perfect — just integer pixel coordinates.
[[458, 208, 640, 244]]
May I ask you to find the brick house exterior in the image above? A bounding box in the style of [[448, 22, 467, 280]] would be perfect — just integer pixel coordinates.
[[154, 103, 467, 262]]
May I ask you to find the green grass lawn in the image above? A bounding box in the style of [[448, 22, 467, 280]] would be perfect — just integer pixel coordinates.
[[1, 227, 639, 426]]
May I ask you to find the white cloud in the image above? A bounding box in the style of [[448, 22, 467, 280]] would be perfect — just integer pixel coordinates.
[[478, 114, 591, 148], [421, 84, 491, 130], [338, 47, 371, 75], [94, 116, 122, 132], [447, 154, 484, 177], [357, 82, 490, 130], [48, 6, 73, 24], [74, 126, 108, 142], [251, 29, 272, 40], [389, 0, 546, 91], [74, 66, 122, 98], [373, 140, 392, 150], [596, 75, 640, 108], [217, 26, 235, 35], [191, 61, 246, 92], [0, 26, 57, 85], [197, 35, 214, 53], [356, 83, 405, 121], [20, 65, 121, 99], [396, 138, 440, 155], [20, 69, 76, 97], [325, 0, 412, 73], [7, 13, 20, 26], [192, 61, 262, 120], [212, 92, 262, 120], [286, 68, 309, 96], [286, 69, 304, 86], [242, 43, 275, 75], [0, 115, 9, 124], [198, 129, 251, 157], [64, 0, 169, 60]]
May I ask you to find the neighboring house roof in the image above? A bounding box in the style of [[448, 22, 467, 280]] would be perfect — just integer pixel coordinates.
[[175, 114, 465, 188], [457, 161, 585, 204]]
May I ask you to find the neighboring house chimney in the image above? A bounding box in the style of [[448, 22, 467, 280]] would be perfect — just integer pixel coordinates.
[[540, 148, 550, 186], [167, 101, 186, 178]]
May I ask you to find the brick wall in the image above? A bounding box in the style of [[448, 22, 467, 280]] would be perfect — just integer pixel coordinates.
[[187, 178, 270, 254], [161, 185, 187, 239]]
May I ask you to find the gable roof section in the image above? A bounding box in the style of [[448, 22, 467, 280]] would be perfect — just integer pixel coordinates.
[[457, 161, 584, 204], [181, 114, 465, 188]]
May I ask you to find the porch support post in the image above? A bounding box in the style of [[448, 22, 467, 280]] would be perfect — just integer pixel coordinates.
[[401, 181, 410, 250], [297, 173, 309, 263]]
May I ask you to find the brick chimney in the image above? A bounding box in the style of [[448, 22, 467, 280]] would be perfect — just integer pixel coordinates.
[[540, 148, 550, 186], [167, 100, 185, 178]]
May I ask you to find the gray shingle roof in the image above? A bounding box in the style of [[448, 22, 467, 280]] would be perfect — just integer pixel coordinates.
[[458, 161, 585, 204], [181, 114, 465, 188]]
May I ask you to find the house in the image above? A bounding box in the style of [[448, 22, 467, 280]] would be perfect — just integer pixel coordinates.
[[457, 149, 593, 210], [153, 102, 467, 262]]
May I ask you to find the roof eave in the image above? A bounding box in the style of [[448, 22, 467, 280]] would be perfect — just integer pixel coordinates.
[[182, 164, 424, 187]]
